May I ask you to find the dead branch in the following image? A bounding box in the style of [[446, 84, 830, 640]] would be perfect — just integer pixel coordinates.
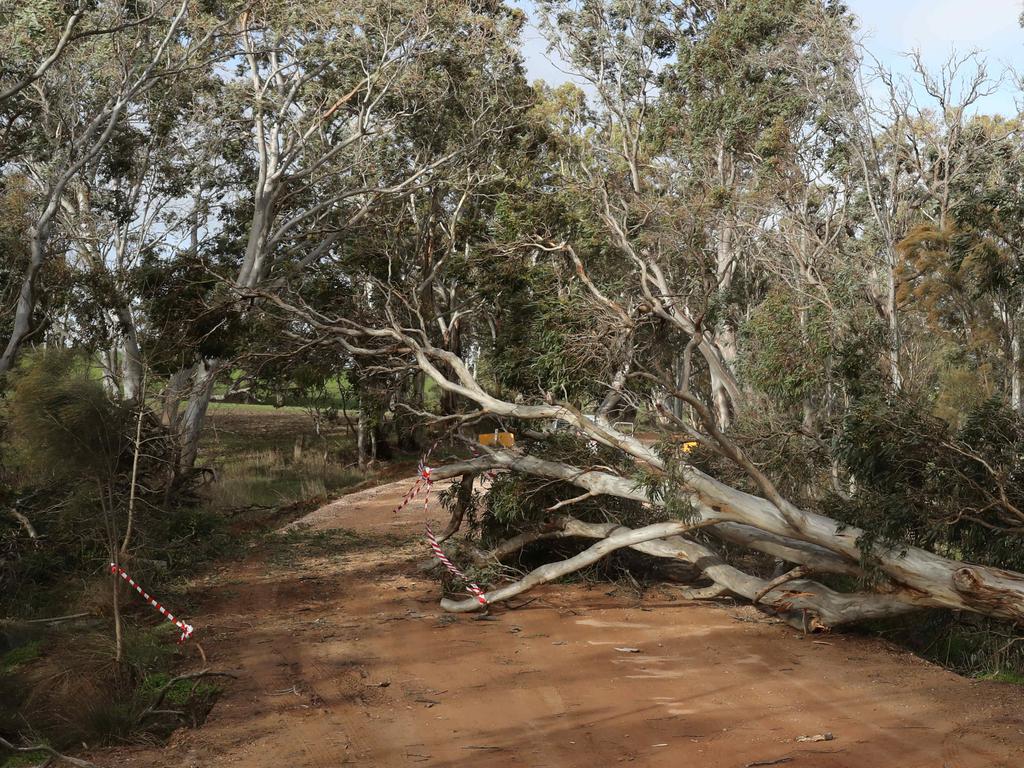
[[137, 669, 238, 722], [754, 567, 810, 605], [7, 509, 39, 539], [0, 737, 97, 768], [441, 519, 715, 612]]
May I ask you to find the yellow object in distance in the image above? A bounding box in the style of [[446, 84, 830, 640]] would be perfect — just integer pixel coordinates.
[[479, 432, 515, 448]]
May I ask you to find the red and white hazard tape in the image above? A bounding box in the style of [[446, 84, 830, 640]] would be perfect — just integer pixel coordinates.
[[110, 564, 194, 644], [387, 441, 490, 608], [418, 463, 489, 607]]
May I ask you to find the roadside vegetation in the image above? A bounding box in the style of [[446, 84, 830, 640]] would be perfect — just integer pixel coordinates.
[[0, 355, 411, 762], [3, 1, 1024, 764]]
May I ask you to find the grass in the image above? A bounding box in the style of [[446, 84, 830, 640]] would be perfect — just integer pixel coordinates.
[[1, 405, 400, 757], [206, 450, 364, 510], [1, 753, 51, 768], [138, 671, 221, 707], [200, 406, 367, 512], [0, 623, 203, 754], [0, 642, 41, 673], [979, 670, 1024, 684]]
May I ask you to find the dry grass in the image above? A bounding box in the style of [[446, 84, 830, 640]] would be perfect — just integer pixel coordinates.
[[200, 405, 365, 511]]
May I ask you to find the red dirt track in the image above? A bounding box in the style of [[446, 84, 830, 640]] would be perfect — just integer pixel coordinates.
[[103, 477, 1024, 767]]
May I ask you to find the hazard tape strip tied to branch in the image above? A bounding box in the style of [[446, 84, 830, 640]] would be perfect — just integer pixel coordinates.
[[110, 564, 194, 644], [391, 450, 489, 608]]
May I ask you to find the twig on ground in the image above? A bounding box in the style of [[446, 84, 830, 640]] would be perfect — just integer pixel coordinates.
[[137, 669, 238, 721], [0, 737, 98, 768]]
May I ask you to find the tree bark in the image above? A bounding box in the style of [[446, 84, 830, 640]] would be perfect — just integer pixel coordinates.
[[429, 452, 1024, 625], [0, 228, 46, 376], [1012, 319, 1022, 414], [178, 359, 220, 471], [116, 304, 144, 401]]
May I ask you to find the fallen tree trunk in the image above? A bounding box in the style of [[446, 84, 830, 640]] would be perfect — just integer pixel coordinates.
[[429, 454, 1024, 625], [260, 279, 1024, 628], [445, 514, 935, 629]]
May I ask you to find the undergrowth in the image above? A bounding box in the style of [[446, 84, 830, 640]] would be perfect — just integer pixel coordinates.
[[0, 622, 221, 762], [2, 401, 377, 759]]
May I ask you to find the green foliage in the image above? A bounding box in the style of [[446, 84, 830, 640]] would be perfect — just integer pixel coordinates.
[[740, 291, 833, 407], [0, 642, 41, 673], [829, 394, 1024, 570], [6, 351, 128, 482], [0, 623, 216, 753]]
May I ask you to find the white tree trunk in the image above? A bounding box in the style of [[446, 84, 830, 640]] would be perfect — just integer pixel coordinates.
[[887, 261, 903, 390], [1012, 320, 1022, 414], [116, 305, 144, 401], [0, 228, 46, 375], [430, 452, 1024, 625], [179, 359, 220, 470]]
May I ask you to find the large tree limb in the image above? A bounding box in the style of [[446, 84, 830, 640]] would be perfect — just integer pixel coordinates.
[[429, 453, 1024, 623], [440, 519, 712, 612], [445, 513, 931, 628]]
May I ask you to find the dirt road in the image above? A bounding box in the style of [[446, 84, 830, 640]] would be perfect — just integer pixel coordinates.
[[105, 477, 1024, 767]]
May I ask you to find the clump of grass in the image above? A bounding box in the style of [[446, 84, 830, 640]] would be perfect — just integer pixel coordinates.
[[0, 641, 42, 672], [979, 670, 1024, 684], [2, 752, 51, 768], [0, 622, 222, 754], [862, 611, 1024, 684]]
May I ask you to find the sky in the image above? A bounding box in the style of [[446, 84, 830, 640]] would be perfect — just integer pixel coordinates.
[[513, 0, 1024, 116]]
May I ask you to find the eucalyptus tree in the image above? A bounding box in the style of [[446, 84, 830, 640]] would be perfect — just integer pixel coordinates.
[[0, 0, 230, 379], [261, 0, 1024, 632], [842, 51, 1006, 392], [898, 116, 1024, 413]]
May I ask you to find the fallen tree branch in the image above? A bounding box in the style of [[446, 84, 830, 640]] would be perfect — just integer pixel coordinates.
[[556, 517, 932, 630], [265, 290, 1024, 625], [440, 507, 936, 628], [0, 737, 97, 768], [429, 453, 1024, 624], [137, 669, 237, 722], [5, 612, 92, 625], [441, 519, 714, 612]]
